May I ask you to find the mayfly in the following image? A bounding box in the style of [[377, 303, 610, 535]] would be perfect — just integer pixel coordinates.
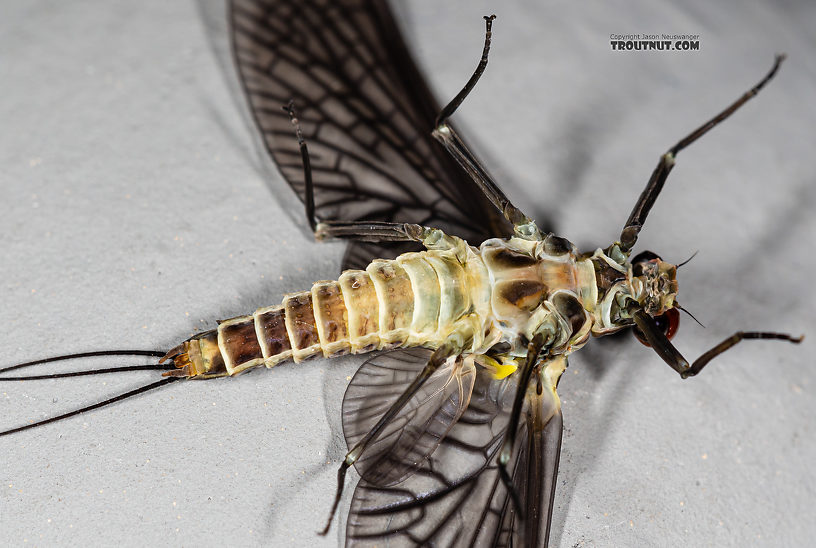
[[1, 1, 805, 546]]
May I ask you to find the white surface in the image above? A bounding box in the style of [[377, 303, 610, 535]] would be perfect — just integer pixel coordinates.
[[1, 1, 814, 547]]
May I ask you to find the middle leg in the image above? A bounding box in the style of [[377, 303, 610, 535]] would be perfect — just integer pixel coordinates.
[[431, 15, 541, 240], [316, 220, 465, 253]]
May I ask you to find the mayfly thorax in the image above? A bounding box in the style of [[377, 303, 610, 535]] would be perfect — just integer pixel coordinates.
[[1, 1, 807, 546]]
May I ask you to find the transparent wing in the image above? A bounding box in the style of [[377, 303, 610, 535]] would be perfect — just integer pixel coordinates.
[[342, 348, 476, 487], [501, 385, 563, 547], [346, 364, 563, 547], [230, 0, 510, 269]]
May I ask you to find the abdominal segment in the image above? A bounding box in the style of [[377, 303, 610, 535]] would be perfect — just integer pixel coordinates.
[[163, 247, 486, 378]]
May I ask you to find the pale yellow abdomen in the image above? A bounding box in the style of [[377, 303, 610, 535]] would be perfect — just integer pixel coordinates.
[[165, 245, 492, 378]]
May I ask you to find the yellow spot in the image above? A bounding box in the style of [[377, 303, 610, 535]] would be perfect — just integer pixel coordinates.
[[679, 501, 684, 506], [29, 157, 42, 166], [701, 453, 708, 460], [629, 520, 634, 528], [494, 358, 518, 380]]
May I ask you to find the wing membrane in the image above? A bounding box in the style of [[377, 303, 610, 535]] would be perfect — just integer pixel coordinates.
[[230, 0, 510, 269], [502, 390, 563, 547], [229, 1, 561, 543], [342, 348, 476, 487], [346, 364, 564, 547]]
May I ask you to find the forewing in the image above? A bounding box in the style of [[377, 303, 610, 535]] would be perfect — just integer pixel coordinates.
[[346, 364, 564, 548], [230, 0, 510, 269], [342, 348, 476, 487], [500, 388, 563, 547]]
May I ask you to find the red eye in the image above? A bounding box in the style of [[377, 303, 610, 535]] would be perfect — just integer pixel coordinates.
[[633, 307, 680, 347]]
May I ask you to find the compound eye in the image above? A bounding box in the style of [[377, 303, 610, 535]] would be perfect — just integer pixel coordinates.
[[633, 307, 680, 347], [660, 307, 680, 340]]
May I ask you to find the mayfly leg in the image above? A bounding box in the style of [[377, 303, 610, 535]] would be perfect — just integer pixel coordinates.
[[612, 56, 801, 376], [314, 220, 471, 262], [281, 17, 532, 244], [619, 54, 786, 251], [314, 221, 429, 242], [282, 104, 466, 253], [631, 310, 803, 378], [431, 15, 541, 240], [497, 332, 548, 516], [282, 102, 418, 242], [282, 101, 317, 233], [0, 349, 179, 437], [319, 336, 470, 536]]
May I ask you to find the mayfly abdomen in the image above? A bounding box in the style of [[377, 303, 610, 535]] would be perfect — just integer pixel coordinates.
[[364, 259, 414, 347], [164, 246, 490, 379], [337, 269, 380, 352]]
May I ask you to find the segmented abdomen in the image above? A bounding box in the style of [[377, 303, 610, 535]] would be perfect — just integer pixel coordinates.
[[166, 250, 484, 378]]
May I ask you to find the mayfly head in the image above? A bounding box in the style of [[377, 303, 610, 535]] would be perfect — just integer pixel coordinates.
[[629, 250, 681, 346]]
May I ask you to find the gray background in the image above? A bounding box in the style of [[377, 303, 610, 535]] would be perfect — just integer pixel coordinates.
[[1, 1, 814, 546]]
